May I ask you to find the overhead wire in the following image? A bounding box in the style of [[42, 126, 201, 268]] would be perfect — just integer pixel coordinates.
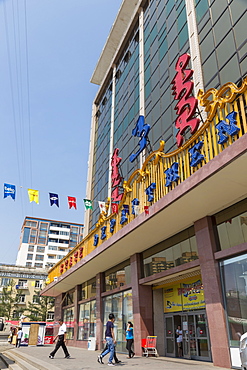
[[24, 0, 33, 190], [2, 0, 25, 218], [16, 0, 27, 187], [11, 0, 26, 186]]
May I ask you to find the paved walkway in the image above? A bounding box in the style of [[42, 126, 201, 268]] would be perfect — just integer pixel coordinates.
[[0, 343, 232, 370]]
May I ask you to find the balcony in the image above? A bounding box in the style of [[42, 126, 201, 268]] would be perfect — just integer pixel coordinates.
[[49, 233, 70, 240], [49, 226, 70, 232], [16, 284, 28, 290]]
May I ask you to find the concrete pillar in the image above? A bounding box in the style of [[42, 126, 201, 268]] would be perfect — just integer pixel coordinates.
[[54, 293, 63, 322], [73, 285, 80, 345], [153, 288, 165, 356], [96, 272, 104, 350], [130, 253, 153, 356], [53, 294, 63, 337], [194, 216, 231, 368]]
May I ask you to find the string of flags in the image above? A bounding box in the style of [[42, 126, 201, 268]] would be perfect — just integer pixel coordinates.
[[3, 183, 150, 216], [3, 183, 94, 211]]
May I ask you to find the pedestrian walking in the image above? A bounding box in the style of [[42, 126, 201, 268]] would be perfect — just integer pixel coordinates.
[[16, 327, 23, 348], [126, 321, 134, 358], [49, 319, 70, 359], [8, 328, 13, 344], [101, 340, 121, 364], [97, 313, 116, 366]]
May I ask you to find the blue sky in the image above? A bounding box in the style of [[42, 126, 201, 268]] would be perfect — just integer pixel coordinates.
[[0, 0, 122, 264]]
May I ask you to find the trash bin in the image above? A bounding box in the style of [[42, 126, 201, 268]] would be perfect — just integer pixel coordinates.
[[88, 337, 96, 351]]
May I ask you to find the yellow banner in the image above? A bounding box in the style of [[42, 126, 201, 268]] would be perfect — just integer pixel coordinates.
[[164, 276, 205, 313], [28, 189, 39, 204]]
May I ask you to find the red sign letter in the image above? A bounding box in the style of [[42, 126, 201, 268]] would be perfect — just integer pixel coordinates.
[[171, 54, 200, 147]]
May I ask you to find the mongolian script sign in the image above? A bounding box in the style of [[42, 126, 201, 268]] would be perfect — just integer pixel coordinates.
[[171, 53, 200, 147], [111, 148, 123, 202]]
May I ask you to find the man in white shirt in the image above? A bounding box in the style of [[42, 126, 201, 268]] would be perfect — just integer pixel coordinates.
[[16, 328, 23, 348], [49, 319, 70, 359]]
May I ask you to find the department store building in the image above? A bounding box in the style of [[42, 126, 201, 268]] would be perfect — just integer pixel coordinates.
[[42, 0, 247, 368]]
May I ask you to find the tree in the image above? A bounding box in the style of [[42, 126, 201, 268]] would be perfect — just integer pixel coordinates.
[[0, 279, 24, 320], [26, 289, 54, 322]]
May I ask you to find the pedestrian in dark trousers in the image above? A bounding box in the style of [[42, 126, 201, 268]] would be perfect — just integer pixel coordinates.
[[101, 341, 121, 364], [126, 321, 134, 358], [49, 319, 70, 359]]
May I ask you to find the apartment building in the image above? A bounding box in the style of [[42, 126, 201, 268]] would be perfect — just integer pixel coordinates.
[[0, 264, 50, 320], [16, 217, 83, 269]]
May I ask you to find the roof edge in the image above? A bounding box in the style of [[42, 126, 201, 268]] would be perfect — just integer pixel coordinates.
[[90, 0, 142, 86]]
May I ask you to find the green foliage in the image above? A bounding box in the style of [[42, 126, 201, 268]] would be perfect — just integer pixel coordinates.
[[0, 280, 25, 320], [26, 289, 54, 322]]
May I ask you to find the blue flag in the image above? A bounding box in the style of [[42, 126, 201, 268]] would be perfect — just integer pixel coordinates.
[[123, 204, 129, 214], [4, 183, 16, 200], [49, 193, 59, 207]]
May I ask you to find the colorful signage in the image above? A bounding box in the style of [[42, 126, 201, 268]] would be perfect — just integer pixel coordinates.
[[47, 72, 247, 282], [111, 148, 123, 202], [164, 277, 205, 313], [171, 53, 200, 147], [129, 115, 151, 162]]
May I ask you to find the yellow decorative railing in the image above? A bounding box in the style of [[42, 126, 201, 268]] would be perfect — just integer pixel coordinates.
[[47, 77, 247, 284]]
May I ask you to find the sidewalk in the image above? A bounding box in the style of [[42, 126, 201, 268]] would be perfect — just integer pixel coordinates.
[[0, 343, 232, 370]]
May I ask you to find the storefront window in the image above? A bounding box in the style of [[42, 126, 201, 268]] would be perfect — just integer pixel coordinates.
[[221, 255, 247, 346], [105, 260, 131, 291], [103, 290, 133, 352], [80, 278, 96, 300], [77, 300, 96, 341], [63, 307, 74, 340], [215, 198, 247, 250], [62, 290, 74, 306], [143, 228, 198, 278]]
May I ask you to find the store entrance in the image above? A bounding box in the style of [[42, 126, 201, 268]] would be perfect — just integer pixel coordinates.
[[164, 311, 211, 361]]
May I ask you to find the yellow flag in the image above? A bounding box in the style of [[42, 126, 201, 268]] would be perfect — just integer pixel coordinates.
[[7, 286, 11, 291], [28, 189, 39, 204], [31, 281, 35, 287]]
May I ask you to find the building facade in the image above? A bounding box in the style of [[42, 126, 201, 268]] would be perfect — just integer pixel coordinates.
[[42, 1, 247, 369], [0, 264, 50, 320], [16, 217, 83, 269]]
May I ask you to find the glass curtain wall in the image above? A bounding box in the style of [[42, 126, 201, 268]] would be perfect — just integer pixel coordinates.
[[196, 0, 247, 89], [103, 290, 133, 352], [113, 23, 140, 184], [144, 0, 189, 153], [90, 79, 113, 229]]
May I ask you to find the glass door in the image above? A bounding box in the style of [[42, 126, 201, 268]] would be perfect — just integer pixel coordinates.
[[181, 314, 191, 359], [165, 315, 175, 357], [194, 312, 211, 361]]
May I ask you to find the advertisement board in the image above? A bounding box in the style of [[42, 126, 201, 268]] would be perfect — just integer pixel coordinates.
[[164, 276, 205, 313]]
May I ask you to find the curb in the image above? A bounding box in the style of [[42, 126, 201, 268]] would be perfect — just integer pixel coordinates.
[[4, 348, 59, 370]]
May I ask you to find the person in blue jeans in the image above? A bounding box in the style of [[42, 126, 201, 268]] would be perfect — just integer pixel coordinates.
[[98, 313, 116, 367]]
